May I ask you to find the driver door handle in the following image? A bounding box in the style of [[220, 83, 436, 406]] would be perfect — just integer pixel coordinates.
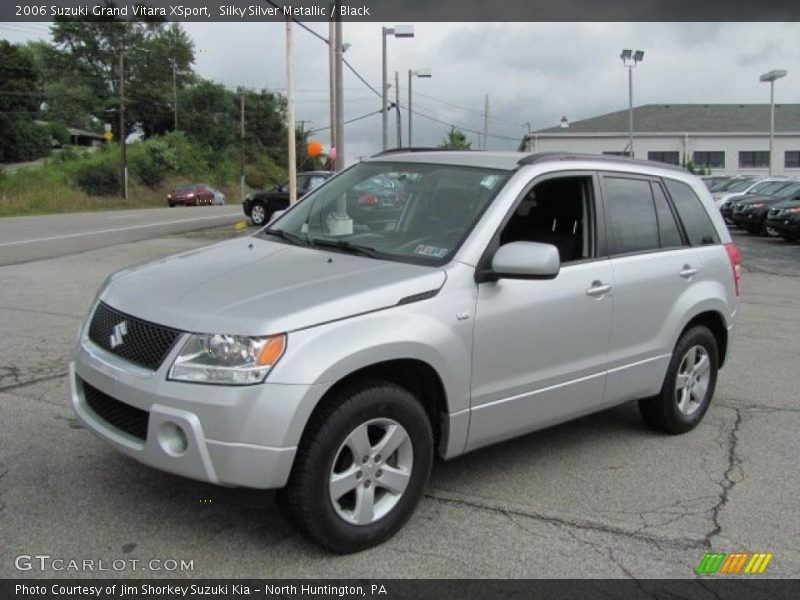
[[586, 281, 612, 297], [680, 265, 699, 278]]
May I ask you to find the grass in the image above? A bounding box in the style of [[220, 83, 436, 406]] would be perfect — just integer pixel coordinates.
[[0, 133, 285, 218]]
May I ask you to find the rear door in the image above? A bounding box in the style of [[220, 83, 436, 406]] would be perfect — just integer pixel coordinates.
[[600, 174, 699, 405]]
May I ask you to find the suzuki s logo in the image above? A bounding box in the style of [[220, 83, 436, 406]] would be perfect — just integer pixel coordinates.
[[109, 321, 129, 349]]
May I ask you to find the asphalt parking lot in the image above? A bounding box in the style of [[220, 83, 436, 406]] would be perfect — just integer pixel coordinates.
[[0, 224, 798, 579]]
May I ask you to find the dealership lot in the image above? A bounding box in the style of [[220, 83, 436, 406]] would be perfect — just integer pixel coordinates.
[[0, 225, 798, 579]]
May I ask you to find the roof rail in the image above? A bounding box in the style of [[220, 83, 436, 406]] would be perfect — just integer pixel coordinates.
[[517, 152, 687, 172], [370, 147, 474, 158]]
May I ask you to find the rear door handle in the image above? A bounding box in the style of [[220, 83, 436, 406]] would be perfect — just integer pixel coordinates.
[[680, 265, 699, 278], [586, 281, 612, 297]]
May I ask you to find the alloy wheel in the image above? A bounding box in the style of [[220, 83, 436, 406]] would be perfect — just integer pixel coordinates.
[[675, 345, 711, 416]]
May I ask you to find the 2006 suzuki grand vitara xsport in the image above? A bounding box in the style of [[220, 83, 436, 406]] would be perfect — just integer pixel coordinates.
[[70, 151, 740, 553]]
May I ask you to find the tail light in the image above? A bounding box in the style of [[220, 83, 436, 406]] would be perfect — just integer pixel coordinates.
[[394, 193, 404, 205], [724, 243, 741, 296], [358, 194, 377, 206]]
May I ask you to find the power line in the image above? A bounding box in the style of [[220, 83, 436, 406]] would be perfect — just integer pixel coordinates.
[[400, 104, 522, 142], [402, 86, 529, 129], [307, 108, 384, 134]]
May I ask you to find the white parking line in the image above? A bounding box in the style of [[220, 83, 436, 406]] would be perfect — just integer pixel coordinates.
[[0, 213, 242, 247]]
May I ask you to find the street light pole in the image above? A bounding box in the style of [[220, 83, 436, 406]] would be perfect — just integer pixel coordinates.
[[118, 33, 127, 200], [620, 49, 644, 158], [381, 25, 414, 151], [286, 19, 297, 205], [407, 68, 431, 147], [760, 69, 787, 177]]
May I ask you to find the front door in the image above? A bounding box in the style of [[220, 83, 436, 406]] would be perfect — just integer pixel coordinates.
[[467, 173, 613, 451]]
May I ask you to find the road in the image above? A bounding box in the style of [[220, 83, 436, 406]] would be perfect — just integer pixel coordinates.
[[0, 225, 798, 579], [0, 206, 244, 266]]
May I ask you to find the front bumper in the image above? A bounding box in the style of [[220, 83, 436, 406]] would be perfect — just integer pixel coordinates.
[[69, 334, 320, 489], [764, 216, 800, 237], [731, 211, 765, 229]]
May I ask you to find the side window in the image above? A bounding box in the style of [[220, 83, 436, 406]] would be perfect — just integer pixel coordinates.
[[663, 179, 720, 246], [296, 175, 310, 191], [651, 182, 684, 248], [603, 177, 659, 255], [497, 176, 593, 264]]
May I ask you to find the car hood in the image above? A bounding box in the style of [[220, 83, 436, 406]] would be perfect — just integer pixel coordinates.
[[100, 237, 447, 335], [735, 193, 782, 206], [769, 199, 800, 210]]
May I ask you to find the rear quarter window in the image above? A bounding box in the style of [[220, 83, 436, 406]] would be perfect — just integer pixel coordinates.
[[664, 179, 721, 246]]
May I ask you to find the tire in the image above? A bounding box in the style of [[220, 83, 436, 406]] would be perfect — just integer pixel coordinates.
[[278, 380, 434, 554], [250, 201, 270, 227], [168, 202, 175, 207], [764, 226, 780, 237], [639, 326, 719, 435]]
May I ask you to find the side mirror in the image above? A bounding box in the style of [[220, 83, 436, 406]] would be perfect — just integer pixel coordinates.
[[491, 241, 560, 280]]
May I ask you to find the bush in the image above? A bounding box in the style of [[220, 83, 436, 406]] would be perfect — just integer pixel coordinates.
[[130, 138, 179, 187], [245, 154, 286, 190], [74, 160, 119, 196]]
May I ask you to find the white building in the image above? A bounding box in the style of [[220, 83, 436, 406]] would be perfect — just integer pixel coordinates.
[[519, 104, 800, 177]]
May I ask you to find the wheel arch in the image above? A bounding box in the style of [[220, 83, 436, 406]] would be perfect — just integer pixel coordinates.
[[308, 358, 452, 458], [678, 310, 729, 368]]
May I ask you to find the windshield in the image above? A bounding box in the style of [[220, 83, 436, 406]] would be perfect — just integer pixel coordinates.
[[261, 161, 510, 265], [709, 178, 733, 191], [726, 179, 756, 193], [756, 181, 792, 196], [775, 183, 800, 199]]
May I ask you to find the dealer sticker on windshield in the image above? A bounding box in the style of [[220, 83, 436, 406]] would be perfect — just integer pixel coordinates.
[[414, 244, 449, 258]]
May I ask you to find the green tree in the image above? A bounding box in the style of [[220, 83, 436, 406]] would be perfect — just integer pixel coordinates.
[[0, 40, 50, 162], [437, 127, 472, 150], [48, 5, 194, 140]]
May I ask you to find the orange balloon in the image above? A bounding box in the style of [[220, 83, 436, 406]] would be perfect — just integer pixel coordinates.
[[307, 141, 324, 157]]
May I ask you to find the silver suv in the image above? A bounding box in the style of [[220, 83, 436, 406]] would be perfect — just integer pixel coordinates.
[[70, 151, 740, 553]]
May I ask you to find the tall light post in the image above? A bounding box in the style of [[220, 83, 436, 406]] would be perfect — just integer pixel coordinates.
[[407, 68, 431, 147], [382, 25, 414, 150], [760, 69, 787, 176], [620, 49, 644, 157]]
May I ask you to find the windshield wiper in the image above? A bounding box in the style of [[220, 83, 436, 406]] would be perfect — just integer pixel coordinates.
[[262, 228, 308, 247], [307, 238, 381, 258]]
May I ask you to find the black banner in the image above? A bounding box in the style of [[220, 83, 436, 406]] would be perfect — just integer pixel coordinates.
[[3, 579, 800, 600], [3, 0, 799, 22]]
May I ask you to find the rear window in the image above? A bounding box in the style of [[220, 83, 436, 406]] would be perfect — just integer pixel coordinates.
[[603, 177, 660, 255], [664, 179, 720, 246]]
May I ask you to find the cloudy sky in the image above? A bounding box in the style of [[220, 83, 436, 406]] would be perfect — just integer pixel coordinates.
[[2, 21, 799, 163]]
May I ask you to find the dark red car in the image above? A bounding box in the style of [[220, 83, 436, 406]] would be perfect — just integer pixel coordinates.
[[167, 184, 215, 206]]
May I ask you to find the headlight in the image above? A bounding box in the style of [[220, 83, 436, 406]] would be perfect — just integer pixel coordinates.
[[168, 333, 286, 385], [750, 203, 764, 209], [789, 207, 800, 214]]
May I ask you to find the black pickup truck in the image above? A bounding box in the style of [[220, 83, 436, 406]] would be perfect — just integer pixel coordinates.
[[243, 171, 334, 226]]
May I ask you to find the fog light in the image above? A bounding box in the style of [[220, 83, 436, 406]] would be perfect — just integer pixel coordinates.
[[158, 422, 188, 457]]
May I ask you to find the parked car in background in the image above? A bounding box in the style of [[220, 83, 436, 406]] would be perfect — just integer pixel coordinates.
[[243, 171, 334, 226], [708, 176, 751, 193], [713, 177, 793, 209], [710, 176, 758, 205], [211, 188, 226, 205], [719, 180, 796, 222], [730, 181, 800, 235], [764, 197, 800, 241], [70, 151, 739, 553], [168, 184, 216, 207]]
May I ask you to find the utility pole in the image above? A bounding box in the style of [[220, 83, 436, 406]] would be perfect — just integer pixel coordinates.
[[172, 59, 178, 131], [334, 18, 344, 169], [286, 19, 297, 204], [118, 32, 127, 200], [328, 11, 337, 163], [381, 28, 388, 151], [395, 71, 402, 148], [240, 90, 245, 202], [483, 95, 489, 151]]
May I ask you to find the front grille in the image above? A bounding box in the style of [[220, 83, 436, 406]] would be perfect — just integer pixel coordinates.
[[82, 380, 149, 441], [88, 302, 182, 370]]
